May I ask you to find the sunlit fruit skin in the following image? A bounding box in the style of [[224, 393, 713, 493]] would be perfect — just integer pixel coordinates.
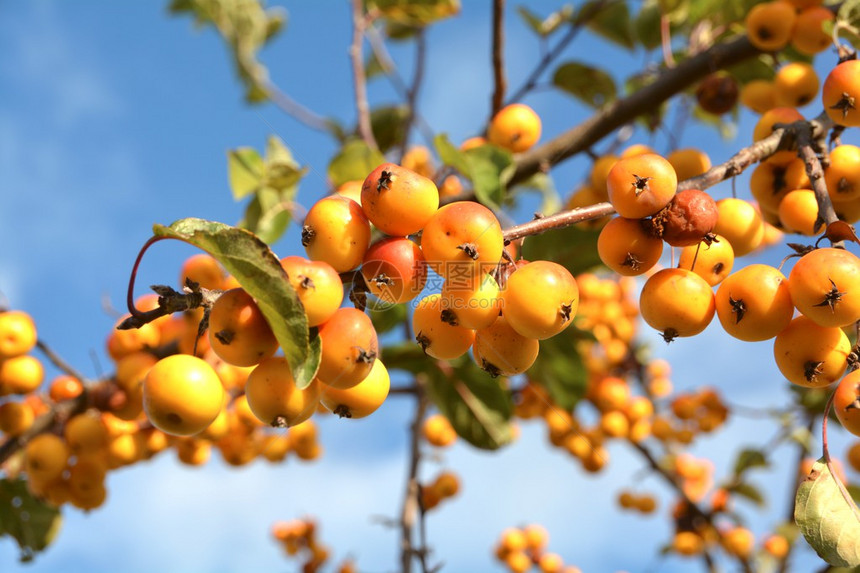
[[773, 315, 850, 387], [334, 179, 363, 205], [472, 315, 540, 377], [740, 80, 777, 114], [0, 310, 37, 359], [412, 294, 476, 360], [440, 273, 500, 331], [590, 154, 619, 199], [24, 434, 69, 483], [714, 197, 764, 257], [316, 308, 378, 389], [825, 145, 860, 203], [0, 401, 33, 436], [749, 159, 810, 214], [667, 148, 711, 182], [207, 288, 279, 367], [722, 527, 755, 559], [678, 235, 734, 287], [422, 413, 456, 447], [143, 354, 224, 436], [487, 103, 542, 153], [302, 195, 371, 272], [0, 355, 44, 395], [360, 237, 427, 305], [107, 316, 160, 361], [501, 260, 579, 339], [792, 6, 835, 55], [244, 356, 321, 427], [639, 268, 715, 342], [715, 264, 793, 341], [420, 201, 504, 280], [653, 189, 718, 247], [321, 358, 390, 419], [280, 256, 344, 326], [745, 1, 798, 51], [778, 189, 819, 235], [597, 217, 663, 276], [788, 247, 860, 328], [360, 163, 439, 236], [835, 370, 860, 436], [823, 60, 860, 127], [754, 107, 805, 165], [606, 154, 678, 219], [774, 62, 820, 108], [179, 253, 225, 290]]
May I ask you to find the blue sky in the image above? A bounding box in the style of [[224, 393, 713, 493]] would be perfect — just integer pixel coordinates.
[[0, 1, 857, 571]]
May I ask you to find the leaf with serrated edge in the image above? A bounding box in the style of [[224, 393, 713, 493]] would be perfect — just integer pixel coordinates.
[[795, 458, 860, 567], [0, 478, 62, 562], [153, 218, 320, 387], [227, 148, 264, 200]]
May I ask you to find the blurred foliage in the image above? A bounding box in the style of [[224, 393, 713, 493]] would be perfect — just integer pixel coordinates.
[[0, 479, 62, 563]]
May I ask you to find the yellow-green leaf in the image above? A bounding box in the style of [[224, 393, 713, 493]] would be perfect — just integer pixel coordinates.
[[227, 147, 264, 200], [795, 458, 860, 568], [0, 478, 62, 562], [153, 218, 320, 388], [553, 61, 617, 108], [328, 139, 386, 188]]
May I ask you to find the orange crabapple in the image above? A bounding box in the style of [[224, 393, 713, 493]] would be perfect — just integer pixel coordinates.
[[715, 264, 794, 342], [745, 1, 798, 52], [472, 315, 539, 377], [651, 189, 718, 247], [360, 163, 439, 236], [639, 268, 716, 342], [606, 153, 678, 219], [439, 272, 501, 331], [749, 158, 810, 215], [316, 307, 378, 389], [320, 357, 390, 419], [487, 103, 542, 153], [823, 60, 860, 127], [0, 354, 44, 395], [791, 6, 835, 55], [773, 314, 851, 387], [280, 256, 344, 327], [302, 194, 371, 272], [590, 154, 619, 198], [753, 107, 805, 165], [360, 237, 427, 305], [778, 189, 819, 235], [179, 253, 225, 290], [788, 247, 860, 328], [419, 201, 504, 280], [678, 235, 734, 286], [501, 260, 578, 340], [667, 148, 711, 181], [0, 401, 34, 436], [825, 144, 860, 203], [207, 288, 279, 367], [143, 354, 224, 436], [774, 62, 820, 108], [834, 369, 860, 436], [740, 80, 777, 114], [422, 413, 457, 447], [0, 310, 37, 359], [244, 356, 321, 427], [597, 216, 663, 276], [412, 293, 476, 360]]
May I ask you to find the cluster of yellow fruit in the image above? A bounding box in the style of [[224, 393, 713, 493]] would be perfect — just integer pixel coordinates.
[[494, 525, 581, 573], [420, 470, 460, 511], [616, 489, 658, 514], [0, 310, 44, 398], [745, 0, 834, 56], [422, 413, 457, 447], [271, 518, 356, 573]]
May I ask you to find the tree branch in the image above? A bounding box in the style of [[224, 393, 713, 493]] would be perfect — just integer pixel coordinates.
[[261, 80, 333, 133], [399, 30, 428, 162], [350, 0, 378, 151], [490, 0, 506, 118], [509, 34, 761, 186], [400, 382, 428, 573]]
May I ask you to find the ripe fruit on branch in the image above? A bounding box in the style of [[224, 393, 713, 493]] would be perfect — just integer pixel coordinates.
[[667, 148, 711, 181], [823, 60, 860, 127], [791, 6, 835, 55], [678, 235, 734, 287], [179, 253, 225, 290], [439, 273, 501, 330], [423, 414, 457, 447], [419, 201, 504, 279], [825, 145, 860, 203], [316, 308, 378, 389], [302, 195, 371, 272], [501, 260, 579, 340], [835, 370, 860, 436], [360, 237, 427, 305], [778, 189, 819, 235], [412, 293, 476, 360], [774, 62, 819, 108], [639, 268, 715, 342], [245, 356, 321, 427], [647, 189, 718, 247], [749, 159, 810, 215], [788, 247, 860, 328], [360, 163, 439, 236], [0, 310, 37, 359], [597, 217, 663, 276], [715, 264, 793, 341], [606, 153, 678, 219], [320, 358, 390, 419], [143, 354, 224, 436], [280, 256, 344, 327], [473, 315, 539, 377], [745, 1, 798, 52], [208, 288, 279, 367], [773, 315, 850, 387], [487, 103, 542, 153]]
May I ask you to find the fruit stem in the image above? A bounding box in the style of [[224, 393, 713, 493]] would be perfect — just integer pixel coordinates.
[[126, 236, 168, 319]]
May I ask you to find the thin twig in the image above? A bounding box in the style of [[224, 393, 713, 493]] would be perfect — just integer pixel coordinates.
[[398, 30, 428, 163], [795, 119, 839, 233], [400, 382, 428, 573], [350, 0, 378, 151], [490, 0, 506, 118], [261, 80, 333, 133]]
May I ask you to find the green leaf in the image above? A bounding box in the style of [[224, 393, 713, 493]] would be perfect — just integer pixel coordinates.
[[733, 449, 768, 475], [153, 218, 320, 387], [426, 358, 513, 450], [365, 50, 388, 80], [264, 136, 307, 191], [247, 186, 293, 245], [462, 144, 515, 209], [633, 0, 662, 51], [839, 0, 860, 28], [381, 343, 427, 374], [522, 226, 604, 276], [0, 478, 62, 562], [227, 148, 265, 200], [582, 0, 635, 50], [553, 61, 617, 108], [370, 105, 410, 153], [517, 5, 574, 37], [517, 5, 546, 35], [328, 139, 386, 188], [528, 329, 588, 410], [370, 0, 461, 28], [795, 458, 860, 568], [729, 482, 766, 506], [370, 303, 408, 334], [434, 133, 471, 174], [727, 55, 776, 85]]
